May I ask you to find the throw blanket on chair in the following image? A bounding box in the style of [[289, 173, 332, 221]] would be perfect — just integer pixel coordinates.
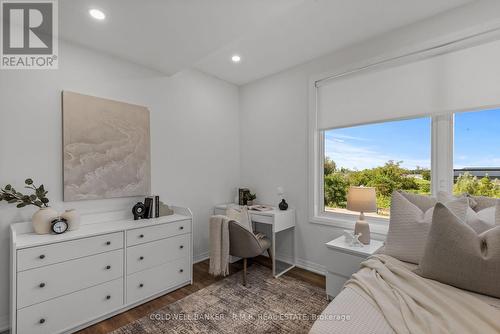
[[209, 215, 230, 277], [345, 254, 500, 334]]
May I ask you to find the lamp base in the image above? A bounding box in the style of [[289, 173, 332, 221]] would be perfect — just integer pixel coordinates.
[[354, 217, 370, 245]]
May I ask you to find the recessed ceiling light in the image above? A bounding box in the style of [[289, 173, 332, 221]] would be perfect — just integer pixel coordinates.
[[231, 55, 241, 63], [89, 8, 106, 20]]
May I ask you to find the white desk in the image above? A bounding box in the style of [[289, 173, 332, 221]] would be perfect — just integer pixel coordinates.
[[214, 204, 296, 277]]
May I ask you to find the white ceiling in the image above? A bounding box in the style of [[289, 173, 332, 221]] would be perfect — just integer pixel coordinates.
[[60, 0, 473, 85]]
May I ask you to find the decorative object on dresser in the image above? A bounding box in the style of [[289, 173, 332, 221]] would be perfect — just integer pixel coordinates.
[[10, 206, 193, 334], [346, 186, 377, 245], [324, 235, 383, 299], [61, 209, 81, 231], [62, 91, 151, 201], [132, 202, 147, 220], [144, 197, 154, 218], [0, 178, 55, 234], [158, 201, 174, 216]]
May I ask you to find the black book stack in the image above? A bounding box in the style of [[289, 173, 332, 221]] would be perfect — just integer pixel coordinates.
[[144, 197, 153, 219], [154, 195, 160, 218]]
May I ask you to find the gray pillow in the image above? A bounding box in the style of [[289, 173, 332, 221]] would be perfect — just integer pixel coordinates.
[[385, 191, 468, 264], [419, 203, 500, 298]]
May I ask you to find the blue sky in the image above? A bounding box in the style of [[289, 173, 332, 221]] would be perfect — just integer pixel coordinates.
[[325, 108, 500, 170]]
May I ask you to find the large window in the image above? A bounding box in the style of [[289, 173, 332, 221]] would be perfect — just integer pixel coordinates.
[[323, 117, 431, 217], [454, 108, 500, 198]]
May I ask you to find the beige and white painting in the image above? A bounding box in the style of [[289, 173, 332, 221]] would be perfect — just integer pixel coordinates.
[[62, 91, 151, 201]]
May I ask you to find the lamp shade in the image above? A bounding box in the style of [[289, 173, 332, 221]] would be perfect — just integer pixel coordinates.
[[346, 186, 377, 213]]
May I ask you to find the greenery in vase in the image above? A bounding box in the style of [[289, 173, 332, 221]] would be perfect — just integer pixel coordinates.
[[246, 193, 257, 202], [0, 179, 50, 208]]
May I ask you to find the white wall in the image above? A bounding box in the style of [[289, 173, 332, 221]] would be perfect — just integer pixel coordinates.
[[0, 42, 239, 328], [239, 0, 500, 274]]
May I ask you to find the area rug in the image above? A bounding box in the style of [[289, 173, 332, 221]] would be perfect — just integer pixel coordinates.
[[111, 264, 328, 333]]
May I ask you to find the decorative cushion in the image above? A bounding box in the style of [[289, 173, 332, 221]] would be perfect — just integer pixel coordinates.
[[226, 206, 253, 232], [438, 191, 500, 233], [385, 191, 468, 264], [419, 203, 500, 298]]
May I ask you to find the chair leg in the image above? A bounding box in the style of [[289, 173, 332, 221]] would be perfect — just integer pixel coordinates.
[[267, 248, 273, 264], [243, 258, 247, 286]]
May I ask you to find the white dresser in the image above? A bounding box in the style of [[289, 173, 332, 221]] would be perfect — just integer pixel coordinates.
[[10, 207, 193, 334]]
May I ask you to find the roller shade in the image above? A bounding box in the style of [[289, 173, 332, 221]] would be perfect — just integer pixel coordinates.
[[317, 38, 500, 130]]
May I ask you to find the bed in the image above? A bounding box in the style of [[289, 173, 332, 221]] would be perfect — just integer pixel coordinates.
[[310, 257, 500, 334]]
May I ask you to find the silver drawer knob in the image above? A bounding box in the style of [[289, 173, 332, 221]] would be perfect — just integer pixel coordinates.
[[39, 283, 46, 288]]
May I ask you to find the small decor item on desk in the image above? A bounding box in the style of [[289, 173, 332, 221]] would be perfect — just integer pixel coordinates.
[[61, 209, 81, 231], [246, 193, 256, 206], [347, 186, 377, 245], [278, 199, 288, 211], [158, 201, 174, 216], [50, 217, 69, 234], [238, 188, 250, 205], [0, 178, 55, 235], [249, 204, 273, 212], [132, 202, 147, 220]]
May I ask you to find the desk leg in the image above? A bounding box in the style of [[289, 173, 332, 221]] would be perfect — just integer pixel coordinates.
[[272, 227, 296, 278]]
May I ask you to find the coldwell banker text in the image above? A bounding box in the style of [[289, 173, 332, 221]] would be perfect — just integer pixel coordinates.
[[1, 0, 58, 69]]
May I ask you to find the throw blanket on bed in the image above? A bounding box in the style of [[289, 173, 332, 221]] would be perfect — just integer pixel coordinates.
[[209, 215, 230, 277], [345, 254, 500, 334]]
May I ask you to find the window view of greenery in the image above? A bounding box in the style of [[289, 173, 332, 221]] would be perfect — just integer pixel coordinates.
[[454, 109, 500, 198], [324, 118, 431, 216]]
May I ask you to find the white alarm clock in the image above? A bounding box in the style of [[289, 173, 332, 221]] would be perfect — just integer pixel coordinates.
[[51, 217, 69, 234]]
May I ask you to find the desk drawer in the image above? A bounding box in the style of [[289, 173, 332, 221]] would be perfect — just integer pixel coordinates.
[[250, 214, 273, 224], [17, 232, 123, 271], [127, 220, 190, 246], [17, 278, 123, 334], [126, 257, 190, 304], [127, 234, 190, 275], [18, 249, 123, 308]]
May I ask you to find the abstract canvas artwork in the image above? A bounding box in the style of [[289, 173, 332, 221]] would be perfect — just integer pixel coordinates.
[[62, 91, 151, 201]]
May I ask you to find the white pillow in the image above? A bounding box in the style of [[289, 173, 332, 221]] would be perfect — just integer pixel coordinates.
[[385, 191, 469, 264], [226, 206, 253, 232]]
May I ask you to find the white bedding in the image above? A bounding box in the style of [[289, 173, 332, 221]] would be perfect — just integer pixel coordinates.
[[310, 260, 500, 334]]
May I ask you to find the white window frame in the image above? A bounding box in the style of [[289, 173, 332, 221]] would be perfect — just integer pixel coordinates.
[[308, 81, 454, 235]]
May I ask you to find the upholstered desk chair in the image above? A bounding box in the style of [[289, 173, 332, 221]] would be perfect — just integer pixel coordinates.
[[228, 220, 273, 286]]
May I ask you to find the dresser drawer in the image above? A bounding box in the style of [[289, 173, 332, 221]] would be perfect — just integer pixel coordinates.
[[18, 249, 123, 308], [127, 234, 190, 275], [126, 257, 190, 304], [17, 232, 123, 271], [127, 220, 190, 246], [17, 278, 123, 334], [326, 251, 366, 278]]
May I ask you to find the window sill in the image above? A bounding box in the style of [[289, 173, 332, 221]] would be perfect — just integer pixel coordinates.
[[310, 211, 389, 236]]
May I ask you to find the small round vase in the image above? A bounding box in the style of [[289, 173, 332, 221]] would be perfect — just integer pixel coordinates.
[[32, 207, 58, 235], [61, 209, 81, 231], [279, 199, 288, 211]]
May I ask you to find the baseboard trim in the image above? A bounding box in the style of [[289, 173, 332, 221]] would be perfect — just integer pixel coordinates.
[[295, 258, 326, 276], [0, 313, 9, 332], [193, 252, 209, 264]]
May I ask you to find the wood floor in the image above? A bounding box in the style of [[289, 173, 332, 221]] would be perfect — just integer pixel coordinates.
[[77, 256, 325, 334]]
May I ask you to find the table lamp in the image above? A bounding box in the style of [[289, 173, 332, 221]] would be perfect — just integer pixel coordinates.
[[347, 186, 377, 245]]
